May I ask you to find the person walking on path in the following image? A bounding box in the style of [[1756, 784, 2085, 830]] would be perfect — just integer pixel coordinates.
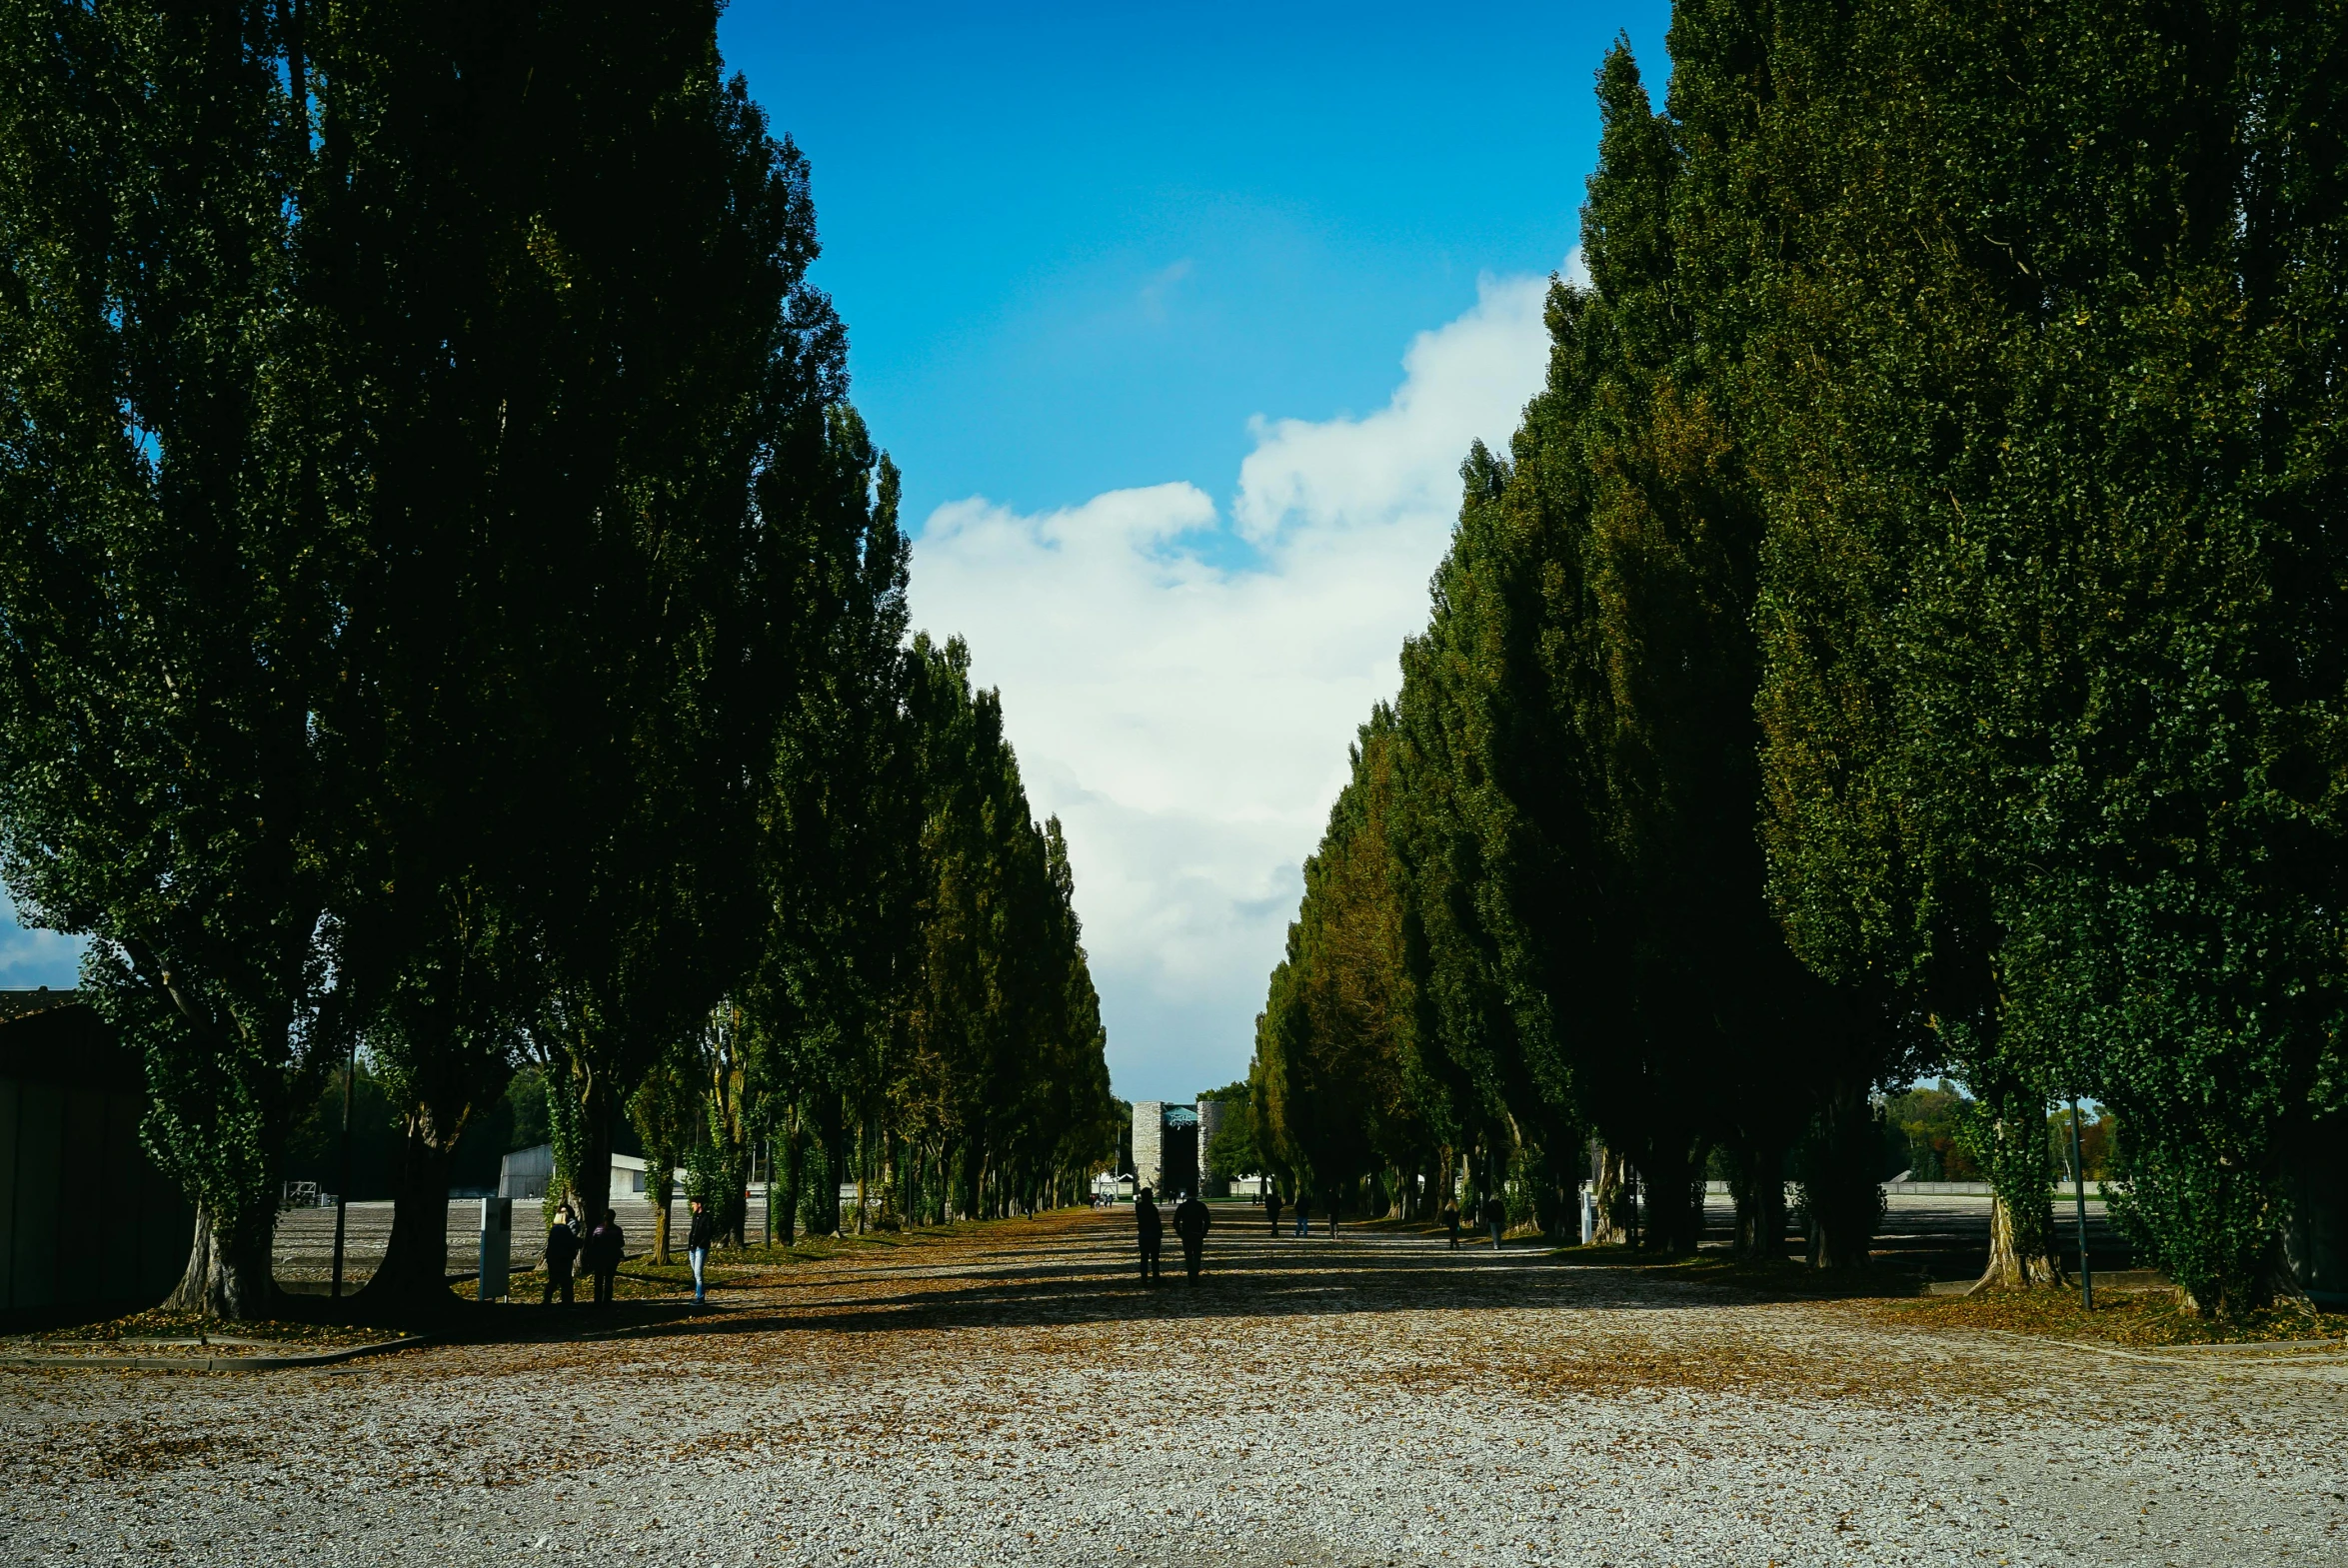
[[1266, 1188, 1283, 1238], [1442, 1198, 1461, 1250], [1173, 1190, 1212, 1281], [1327, 1194, 1339, 1239], [1135, 1187, 1164, 1283], [686, 1197, 715, 1303], [584, 1208, 625, 1305], [1484, 1194, 1506, 1249], [541, 1206, 580, 1306], [1292, 1193, 1310, 1238]]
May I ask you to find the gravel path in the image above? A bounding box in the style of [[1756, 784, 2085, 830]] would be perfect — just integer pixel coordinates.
[[3, 1209, 2340, 1566]]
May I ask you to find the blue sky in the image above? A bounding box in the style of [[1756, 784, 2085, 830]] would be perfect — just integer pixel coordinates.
[[719, 1, 1669, 543], [0, 1, 1675, 1102]]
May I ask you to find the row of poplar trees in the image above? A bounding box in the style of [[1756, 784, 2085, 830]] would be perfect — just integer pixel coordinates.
[[1254, 0, 2345, 1320], [0, 0, 1116, 1317]]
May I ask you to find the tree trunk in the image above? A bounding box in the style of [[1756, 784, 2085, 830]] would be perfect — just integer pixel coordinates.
[[777, 1120, 801, 1247], [165, 1202, 276, 1320], [654, 1175, 674, 1264], [854, 1116, 868, 1235], [1730, 1144, 1787, 1262], [1971, 1192, 2065, 1292], [568, 1067, 615, 1232], [1968, 1093, 2062, 1291], [1804, 1079, 1881, 1270], [1642, 1139, 1704, 1256], [358, 1121, 460, 1307], [1592, 1147, 1632, 1245]]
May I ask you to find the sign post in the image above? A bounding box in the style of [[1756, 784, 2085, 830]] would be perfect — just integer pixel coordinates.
[[2069, 1098, 2093, 1310], [479, 1196, 512, 1303]]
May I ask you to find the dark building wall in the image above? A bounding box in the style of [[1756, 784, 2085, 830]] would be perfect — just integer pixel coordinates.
[[2287, 1114, 2347, 1309], [1160, 1116, 1198, 1202], [0, 995, 192, 1315]]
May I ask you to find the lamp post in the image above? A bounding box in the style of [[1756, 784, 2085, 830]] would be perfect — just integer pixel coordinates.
[[2068, 1097, 2093, 1309], [330, 1033, 358, 1299]]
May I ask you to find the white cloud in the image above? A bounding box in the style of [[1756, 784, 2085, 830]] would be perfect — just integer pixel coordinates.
[[0, 889, 85, 988], [908, 267, 1559, 1102]]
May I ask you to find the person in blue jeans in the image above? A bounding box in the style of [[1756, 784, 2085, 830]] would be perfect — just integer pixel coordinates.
[[1292, 1194, 1310, 1237], [686, 1197, 715, 1303]]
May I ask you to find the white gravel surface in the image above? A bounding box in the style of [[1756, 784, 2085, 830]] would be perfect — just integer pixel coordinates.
[[3, 1208, 2342, 1566]]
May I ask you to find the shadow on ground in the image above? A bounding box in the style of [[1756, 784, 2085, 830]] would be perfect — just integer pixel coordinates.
[[42, 1195, 2141, 1349], [348, 1207, 2085, 1348]]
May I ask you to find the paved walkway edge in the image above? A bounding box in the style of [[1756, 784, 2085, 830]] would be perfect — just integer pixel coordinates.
[[1988, 1328, 2347, 1367], [0, 1335, 431, 1372]]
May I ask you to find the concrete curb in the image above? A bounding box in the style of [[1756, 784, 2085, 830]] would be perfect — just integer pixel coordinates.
[[1985, 1328, 2346, 1367], [0, 1335, 431, 1372]]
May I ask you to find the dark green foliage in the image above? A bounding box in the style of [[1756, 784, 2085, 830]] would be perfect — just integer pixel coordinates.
[[1884, 1083, 1978, 1182], [0, 0, 1116, 1314], [1256, 710, 1439, 1208], [890, 638, 1118, 1220], [1736, 0, 2348, 1315], [1201, 1081, 1264, 1184], [1256, 0, 2345, 1312], [0, 0, 350, 1315]]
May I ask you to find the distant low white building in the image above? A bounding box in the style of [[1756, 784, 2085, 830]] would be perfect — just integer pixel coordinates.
[[498, 1145, 669, 1202], [1093, 1171, 1136, 1202]]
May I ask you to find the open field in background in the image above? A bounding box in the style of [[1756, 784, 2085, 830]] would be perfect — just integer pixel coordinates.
[[272, 1190, 2140, 1296], [4, 1208, 2342, 1567]]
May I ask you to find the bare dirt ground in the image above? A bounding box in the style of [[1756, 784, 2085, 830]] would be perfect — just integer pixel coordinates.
[[3, 1207, 2341, 1567]]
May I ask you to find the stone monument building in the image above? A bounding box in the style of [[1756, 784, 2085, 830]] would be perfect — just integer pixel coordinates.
[[1131, 1100, 1166, 1194], [1194, 1096, 1228, 1198]]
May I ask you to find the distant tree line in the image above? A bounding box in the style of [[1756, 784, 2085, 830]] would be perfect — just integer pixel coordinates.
[[1249, 0, 2344, 1319], [0, 0, 1116, 1316]]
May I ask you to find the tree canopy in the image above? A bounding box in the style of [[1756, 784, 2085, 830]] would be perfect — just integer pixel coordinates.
[[1250, 0, 2347, 1317], [0, 0, 1116, 1316]]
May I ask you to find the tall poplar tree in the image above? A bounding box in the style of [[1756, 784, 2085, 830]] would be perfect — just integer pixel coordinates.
[[0, 0, 350, 1316]]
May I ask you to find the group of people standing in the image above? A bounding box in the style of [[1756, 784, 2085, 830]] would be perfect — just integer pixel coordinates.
[[1261, 1188, 1341, 1239], [1131, 1186, 1515, 1280], [1439, 1195, 1509, 1249], [537, 1195, 721, 1306], [1131, 1187, 1213, 1282], [539, 1204, 626, 1305], [1126, 1185, 1359, 1284]]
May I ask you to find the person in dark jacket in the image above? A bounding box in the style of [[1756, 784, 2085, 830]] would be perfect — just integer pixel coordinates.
[[584, 1208, 626, 1305], [1484, 1194, 1506, 1248], [686, 1198, 716, 1303], [1442, 1198, 1462, 1250], [1135, 1187, 1164, 1283], [542, 1206, 580, 1305], [1327, 1194, 1339, 1239], [1173, 1191, 1212, 1280], [1266, 1187, 1283, 1237]]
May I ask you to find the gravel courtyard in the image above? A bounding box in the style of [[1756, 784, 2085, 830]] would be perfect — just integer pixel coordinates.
[[3, 1208, 2341, 1567]]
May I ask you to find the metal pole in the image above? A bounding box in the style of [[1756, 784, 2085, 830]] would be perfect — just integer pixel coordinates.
[[330, 1035, 358, 1299], [2069, 1097, 2093, 1310]]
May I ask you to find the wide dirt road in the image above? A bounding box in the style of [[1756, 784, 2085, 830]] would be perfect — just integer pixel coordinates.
[[3, 1208, 2342, 1567]]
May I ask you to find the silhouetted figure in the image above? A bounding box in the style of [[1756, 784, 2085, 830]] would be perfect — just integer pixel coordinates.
[[541, 1206, 580, 1305], [1266, 1189, 1283, 1237], [584, 1207, 625, 1305], [1328, 1194, 1339, 1238], [1136, 1187, 1164, 1282], [687, 1198, 715, 1303], [1484, 1194, 1506, 1248], [1442, 1198, 1461, 1250], [1292, 1195, 1309, 1237], [1174, 1191, 1212, 1280]]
